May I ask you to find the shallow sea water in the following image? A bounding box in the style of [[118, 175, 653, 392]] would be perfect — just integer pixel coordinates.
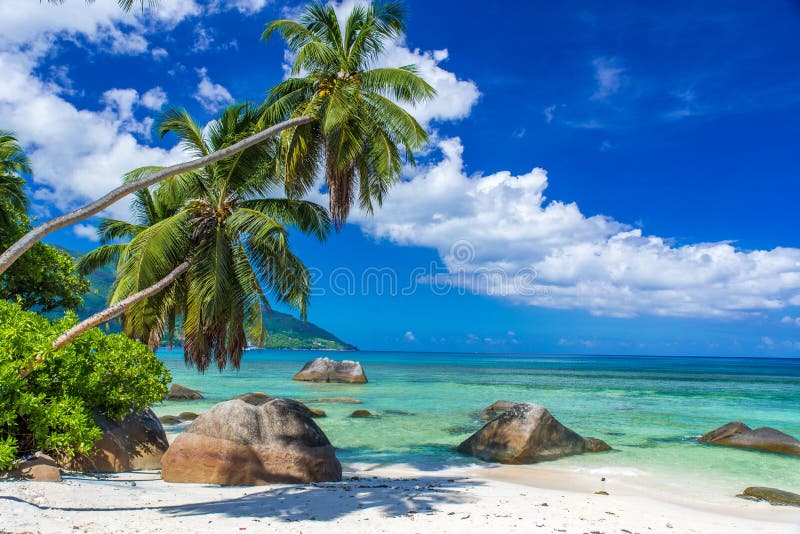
[[153, 349, 800, 498]]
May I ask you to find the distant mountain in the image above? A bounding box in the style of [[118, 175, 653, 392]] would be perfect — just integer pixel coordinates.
[[68, 250, 356, 351]]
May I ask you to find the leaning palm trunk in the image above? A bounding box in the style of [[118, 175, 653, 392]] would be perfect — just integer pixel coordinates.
[[0, 116, 314, 276], [52, 260, 190, 350]]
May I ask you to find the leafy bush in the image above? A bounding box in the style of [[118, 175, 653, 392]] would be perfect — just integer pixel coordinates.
[[0, 210, 90, 312], [0, 300, 170, 469]]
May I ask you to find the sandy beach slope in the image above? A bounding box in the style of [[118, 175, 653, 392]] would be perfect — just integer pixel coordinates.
[[1, 463, 798, 533]]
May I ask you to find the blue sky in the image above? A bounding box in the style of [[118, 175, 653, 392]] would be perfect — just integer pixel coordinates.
[[2, 0, 800, 356]]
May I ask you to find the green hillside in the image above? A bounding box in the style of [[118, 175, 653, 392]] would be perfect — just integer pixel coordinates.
[[68, 250, 356, 351]]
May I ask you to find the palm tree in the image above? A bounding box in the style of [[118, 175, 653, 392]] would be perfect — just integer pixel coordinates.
[[0, 131, 31, 228], [262, 1, 435, 228], [59, 104, 331, 371], [0, 1, 432, 275], [74, 172, 185, 346]]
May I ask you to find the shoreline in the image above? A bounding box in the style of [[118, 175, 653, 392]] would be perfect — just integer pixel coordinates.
[[2, 461, 797, 533]]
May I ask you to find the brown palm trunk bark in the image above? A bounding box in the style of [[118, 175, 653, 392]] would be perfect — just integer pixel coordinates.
[[0, 116, 314, 275]]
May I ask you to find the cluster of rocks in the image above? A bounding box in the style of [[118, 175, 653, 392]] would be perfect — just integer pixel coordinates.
[[6, 357, 799, 507]]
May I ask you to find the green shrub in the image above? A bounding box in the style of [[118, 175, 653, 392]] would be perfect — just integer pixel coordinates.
[[0, 300, 170, 469]]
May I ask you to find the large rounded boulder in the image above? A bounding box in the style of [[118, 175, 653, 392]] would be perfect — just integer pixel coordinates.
[[10, 453, 62, 482], [699, 422, 800, 457], [457, 403, 610, 464], [293, 357, 367, 384], [65, 409, 169, 472], [481, 400, 517, 421], [161, 398, 342, 485], [233, 391, 326, 418]]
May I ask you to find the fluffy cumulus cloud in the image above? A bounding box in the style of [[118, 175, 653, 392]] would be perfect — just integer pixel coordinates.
[[351, 136, 800, 319], [73, 223, 100, 242], [194, 67, 234, 112], [141, 87, 168, 110], [0, 0, 208, 220], [0, 0, 270, 221], [0, 50, 186, 219]]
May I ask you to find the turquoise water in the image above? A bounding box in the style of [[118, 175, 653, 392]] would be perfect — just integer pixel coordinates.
[[154, 349, 800, 497]]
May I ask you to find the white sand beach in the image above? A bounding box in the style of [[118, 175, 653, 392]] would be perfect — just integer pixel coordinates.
[[2, 461, 798, 533]]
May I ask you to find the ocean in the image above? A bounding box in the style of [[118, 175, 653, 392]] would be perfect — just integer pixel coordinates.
[[153, 349, 800, 498]]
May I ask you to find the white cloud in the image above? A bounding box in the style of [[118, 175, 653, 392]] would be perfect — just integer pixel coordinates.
[[192, 25, 215, 53], [141, 87, 168, 110], [151, 47, 168, 60], [543, 105, 557, 123], [781, 316, 800, 326], [73, 223, 99, 242], [212, 0, 271, 15], [591, 56, 625, 100], [403, 331, 415, 342], [102, 88, 140, 121], [0, 49, 185, 220], [761, 336, 775, 346], [348, 136, 800, 320], [194, 67, 234, 112]]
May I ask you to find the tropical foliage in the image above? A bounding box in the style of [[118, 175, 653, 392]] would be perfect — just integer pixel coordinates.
[[0, 300, 170, 469], [77, 103, 331, 371], [0, 132, 89, 312], [263, 1, 435, 228], [0, 131, 31, 229]]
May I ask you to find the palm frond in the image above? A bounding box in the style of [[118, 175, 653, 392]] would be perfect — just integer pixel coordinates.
[[157, 108, 209, 159], [75, 243, 129, 276], [240, 198, 331, 241], [360, 66, 436, 104], [97, 218, 146, 244]]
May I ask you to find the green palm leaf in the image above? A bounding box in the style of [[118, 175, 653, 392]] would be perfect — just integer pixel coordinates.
[[264, 1, 435, 228]]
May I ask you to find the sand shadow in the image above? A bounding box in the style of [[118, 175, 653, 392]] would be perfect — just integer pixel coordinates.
[[0, 475, 482, 522]]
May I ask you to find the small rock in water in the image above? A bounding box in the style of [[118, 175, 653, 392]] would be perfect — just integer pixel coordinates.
[[165, 384, 203, 400], [350, 409, 375, 418], [159, 415, 182, 425], [303, 397, 362, 404], [699, 422, 800, 457], [737, 486, 800, 507]]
